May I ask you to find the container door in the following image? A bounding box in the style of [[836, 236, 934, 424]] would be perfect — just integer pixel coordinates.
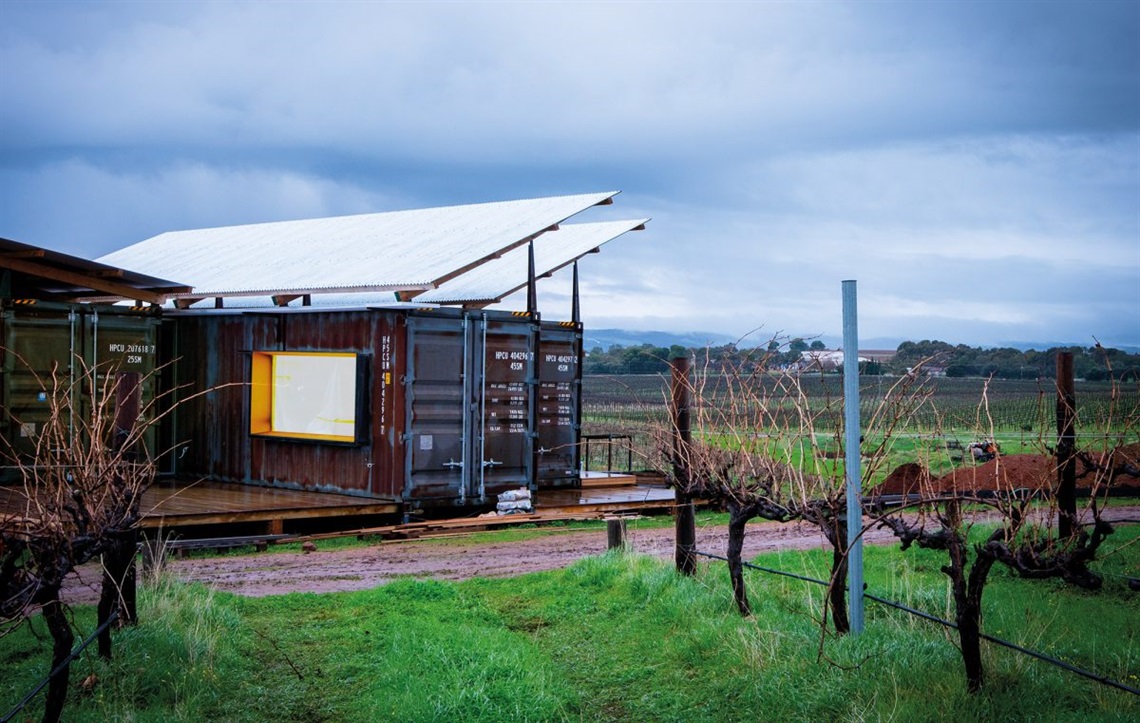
[[473, 314, 536, 499], [81, 310, 161, 455], [0, 307, 80, 472], [404, 314, 472, 502], [536, 322, 582, 488]]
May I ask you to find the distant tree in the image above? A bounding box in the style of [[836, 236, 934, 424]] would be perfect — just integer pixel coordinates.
[[781, 338, 809, 366], [619, 344, 671, 374]]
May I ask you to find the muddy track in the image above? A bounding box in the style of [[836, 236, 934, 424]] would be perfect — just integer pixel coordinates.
[[62, 507, 1140, 603]]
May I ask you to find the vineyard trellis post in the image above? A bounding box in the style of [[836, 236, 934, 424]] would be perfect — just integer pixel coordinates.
[[1056, 351, 1077, 539], [842, 279, 864, 635], [670, 352, 696, 575]]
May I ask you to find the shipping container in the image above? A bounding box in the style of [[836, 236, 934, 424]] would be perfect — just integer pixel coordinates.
[[536, 321, 583, 488], [0, 301, 162, 480], [164, 305, 584, 509]]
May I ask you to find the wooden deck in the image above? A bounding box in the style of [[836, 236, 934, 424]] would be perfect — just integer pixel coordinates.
[[0, 481, 399, 534], [140, 481, 399, 529], [1, 477, 675, 537]]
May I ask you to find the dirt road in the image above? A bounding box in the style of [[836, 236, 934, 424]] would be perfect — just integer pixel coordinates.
[[61, 507, 1139, 603]]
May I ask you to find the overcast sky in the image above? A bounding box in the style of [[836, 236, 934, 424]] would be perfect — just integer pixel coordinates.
[[2, 1, 1137, 349]]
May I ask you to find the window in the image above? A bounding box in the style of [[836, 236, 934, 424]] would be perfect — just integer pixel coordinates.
[[250, 351, 366, 443]]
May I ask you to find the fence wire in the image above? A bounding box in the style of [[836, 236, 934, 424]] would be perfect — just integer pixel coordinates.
[[692, 549, 1139, 697], [1, 610, 120, 723]]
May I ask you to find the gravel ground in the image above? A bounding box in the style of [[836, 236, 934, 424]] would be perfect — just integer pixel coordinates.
[[60, 505, 1139, 602]]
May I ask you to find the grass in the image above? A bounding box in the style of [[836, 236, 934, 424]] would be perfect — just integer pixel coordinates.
[[2, 527, 1137, 722]]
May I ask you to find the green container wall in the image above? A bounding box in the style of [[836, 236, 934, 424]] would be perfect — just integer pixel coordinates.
[[0, 302, 161, 481]]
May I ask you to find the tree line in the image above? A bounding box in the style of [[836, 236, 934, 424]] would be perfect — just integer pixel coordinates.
[[585, 338, 1140, 380]]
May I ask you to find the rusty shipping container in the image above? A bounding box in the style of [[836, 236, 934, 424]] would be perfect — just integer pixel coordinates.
[[165, 306, 584, 508], [0, 300, 162, 481], [535, 321, 583, 489]]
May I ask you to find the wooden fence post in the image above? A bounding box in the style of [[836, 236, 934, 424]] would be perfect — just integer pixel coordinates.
[[1056, 352, 1077, 539], [671, 354, 696, 575], [607, 518, 629, 551]]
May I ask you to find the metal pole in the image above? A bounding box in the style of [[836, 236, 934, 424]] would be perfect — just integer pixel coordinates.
[[842, 280, 864, 634], [526, 241, 537, 317], [571, 261, 581, 325]]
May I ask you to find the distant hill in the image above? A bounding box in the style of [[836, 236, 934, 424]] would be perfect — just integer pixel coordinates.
[[998, 340, 1140, 354], [582, 329, 740, 351], [583, 330, 909, 352], [581, 330, 1139, 355]]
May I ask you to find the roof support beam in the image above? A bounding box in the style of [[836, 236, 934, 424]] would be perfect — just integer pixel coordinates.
[[526, 241, 537, 317], [0, 249, 46, 259], [0, 256, 171, 305], [572, 261, 581, 324]]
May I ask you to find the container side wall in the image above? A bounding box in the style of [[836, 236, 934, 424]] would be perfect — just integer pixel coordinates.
[[170, 314, 256, 483], [251, 311, 375, 495], [370, 312, 406, 498]]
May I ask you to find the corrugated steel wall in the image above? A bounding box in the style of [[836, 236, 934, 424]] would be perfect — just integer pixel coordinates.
[[166, 307, 583, 507], [1, 302, 161, 479]]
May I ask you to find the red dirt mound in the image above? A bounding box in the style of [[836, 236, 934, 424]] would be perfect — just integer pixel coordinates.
[[876, 446, 1140, 497], [877, 462, 929, 496], [934, 454, 1055, 493]]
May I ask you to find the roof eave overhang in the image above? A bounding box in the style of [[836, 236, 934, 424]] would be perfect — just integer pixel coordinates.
[[0, 238, 192, 305]]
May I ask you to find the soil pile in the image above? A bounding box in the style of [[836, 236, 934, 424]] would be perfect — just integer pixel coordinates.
[[876, 444, 1140, 497], [877, 463, 927, 496]]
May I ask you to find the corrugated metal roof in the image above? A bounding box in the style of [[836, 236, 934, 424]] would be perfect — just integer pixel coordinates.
[[97, 192, 619, 299], [414, 219, 648, 305]]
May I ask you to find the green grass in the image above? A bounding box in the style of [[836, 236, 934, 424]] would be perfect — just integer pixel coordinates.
[[3, 527, 1137, 722]]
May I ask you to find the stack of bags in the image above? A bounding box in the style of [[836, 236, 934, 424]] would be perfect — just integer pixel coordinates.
[[496, 488, 533, 515]]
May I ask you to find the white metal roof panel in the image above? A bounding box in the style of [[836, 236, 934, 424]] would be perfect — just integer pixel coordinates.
[[97, 192, 619, 298], [415, 219, 648, 304]]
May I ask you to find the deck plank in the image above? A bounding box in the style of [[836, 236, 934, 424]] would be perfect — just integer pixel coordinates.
[[1, 481, 399, 530]]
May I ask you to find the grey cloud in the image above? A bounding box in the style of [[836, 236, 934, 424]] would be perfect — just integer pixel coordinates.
[[0, 1, 1136, 348]]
